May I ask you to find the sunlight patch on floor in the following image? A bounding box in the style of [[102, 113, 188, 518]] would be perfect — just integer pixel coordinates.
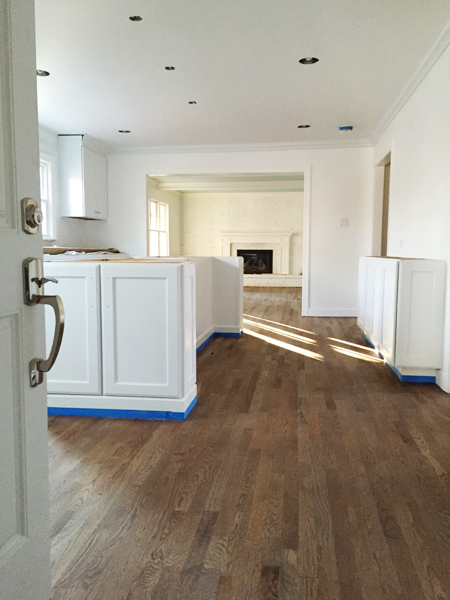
[[243, 328, 324, 361], [243, 318, 317, 345], [329, 344, 384, 363], [243, 314, 315, 336], [328, 337, 379, 353]]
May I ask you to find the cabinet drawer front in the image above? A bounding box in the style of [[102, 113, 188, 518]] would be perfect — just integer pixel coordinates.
[[44, 263, 102, 394], [101, 264, 181, 397]]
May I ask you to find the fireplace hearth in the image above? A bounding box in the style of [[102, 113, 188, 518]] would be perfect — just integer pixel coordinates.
[[237, 249, 273, 274]]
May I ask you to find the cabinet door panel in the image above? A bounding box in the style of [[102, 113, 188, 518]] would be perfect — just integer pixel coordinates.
[[378, 259, 399, 363], [396, 260, 446, 368], [44, 264, 101, 394], [365, 260, 377, 341], [101, 264, 181, 397]]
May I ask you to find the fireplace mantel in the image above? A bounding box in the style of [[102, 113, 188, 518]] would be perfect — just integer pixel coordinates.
[[220, 232, 291, 275]]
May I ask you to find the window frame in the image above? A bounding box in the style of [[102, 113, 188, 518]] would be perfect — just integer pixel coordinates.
[[39, 153, 56, 241], [147, 198, 169, 257]]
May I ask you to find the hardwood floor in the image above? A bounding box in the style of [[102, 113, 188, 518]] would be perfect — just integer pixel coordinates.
[[48, 287, 450, 600]]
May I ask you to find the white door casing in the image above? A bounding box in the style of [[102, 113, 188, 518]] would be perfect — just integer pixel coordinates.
[[0, 0, 52, 598]]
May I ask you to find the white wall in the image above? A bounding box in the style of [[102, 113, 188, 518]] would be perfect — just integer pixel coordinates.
[[181, 191, 303, 275], [81, 146, 373, 316], [147, 178, 182, 255], [373, 42, 450, 391]]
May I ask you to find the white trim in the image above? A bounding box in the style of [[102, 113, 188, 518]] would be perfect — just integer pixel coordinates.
[[214, 326, 242, 334], [109, 139, 372, 155], [243, 274, 302, 287], [372, 15, 450, 144], [196, 327, 242, 349], [48, 385, 197, 414], [197, 328, 214, 348], [39, 153, 56, 241], [304, 308, 358, 317], [301, 166, 312, 316]]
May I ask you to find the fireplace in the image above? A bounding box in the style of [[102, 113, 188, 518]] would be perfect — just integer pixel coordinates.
[[220, 232, 292, 275], [237, 249, 273, 274]]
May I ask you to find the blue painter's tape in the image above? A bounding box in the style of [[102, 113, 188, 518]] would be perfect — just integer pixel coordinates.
[[196, 331, 243, 353], [365, 336, 375, 348], [388, 364, 435, 384], [215, 331, 242, 338], [48, 396, 197, 420], [365, 336, 436, 383], [196, 334, 215, 354]]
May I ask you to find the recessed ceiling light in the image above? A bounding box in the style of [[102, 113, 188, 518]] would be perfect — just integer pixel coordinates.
[[118, 130, 131, 133], [36, 70, 50, 77], [129, 15, 142, 21], [165, 66, 175, 70], [188, 101, 197, 104], [299, 57, 319, 65], [298, 124, 310, 128]]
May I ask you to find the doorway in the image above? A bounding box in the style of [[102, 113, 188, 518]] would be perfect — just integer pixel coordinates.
[[381, 161, 391, 257]]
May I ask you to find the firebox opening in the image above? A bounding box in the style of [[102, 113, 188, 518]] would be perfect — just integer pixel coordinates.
[[237, 249, 273, 274]]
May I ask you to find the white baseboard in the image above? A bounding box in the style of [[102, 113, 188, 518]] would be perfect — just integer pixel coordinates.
[[196, 326, 242, 349], [304, 308, 358, 317], [48, 385, 197, 415], [244, 274, 302, 287]]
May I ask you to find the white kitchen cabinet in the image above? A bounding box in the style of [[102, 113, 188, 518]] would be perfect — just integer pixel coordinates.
[[358, 257, 446, 381], [101, 262, 196, 399], [58, 135, 107, 220], [44, 263, 102, 394], [44, 260, 197, 419]]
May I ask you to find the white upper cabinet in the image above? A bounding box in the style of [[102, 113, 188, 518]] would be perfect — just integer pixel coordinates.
[[58, 134, 108, 220]]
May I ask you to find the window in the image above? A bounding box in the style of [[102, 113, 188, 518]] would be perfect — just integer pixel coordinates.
[[39, 157, 54, 239], [148, 199, 169, 256]]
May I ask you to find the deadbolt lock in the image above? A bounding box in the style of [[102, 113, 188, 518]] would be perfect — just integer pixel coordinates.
[[21, 197, 42, 234]]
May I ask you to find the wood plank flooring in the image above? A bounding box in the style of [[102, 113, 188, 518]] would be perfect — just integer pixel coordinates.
[[48, 287, 450, 600]]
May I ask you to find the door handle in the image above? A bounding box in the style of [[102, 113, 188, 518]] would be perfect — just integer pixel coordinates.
[[30, 294, 65, 387], [23, 258, 66, 387]]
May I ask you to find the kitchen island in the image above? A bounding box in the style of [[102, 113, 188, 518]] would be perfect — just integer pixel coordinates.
[[43, 255, 243, 419]]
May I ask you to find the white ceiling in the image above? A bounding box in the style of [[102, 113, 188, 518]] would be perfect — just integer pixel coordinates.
[[35, 0, 450, 150]]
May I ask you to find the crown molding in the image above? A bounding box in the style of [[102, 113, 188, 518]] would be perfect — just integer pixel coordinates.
[[372, 15, 450, 144], [108, 139, 372, 156]]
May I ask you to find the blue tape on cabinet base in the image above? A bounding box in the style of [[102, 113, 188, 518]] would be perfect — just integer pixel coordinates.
[[365, 336, 375, 348], [388, 364, 436, 384], [48, 396, 197, 420], [196, 331, 243, 354], [365, 336, 436, 383]]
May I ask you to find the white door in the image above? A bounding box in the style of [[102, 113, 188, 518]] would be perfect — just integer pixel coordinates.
[[0, 0, 52, 598]]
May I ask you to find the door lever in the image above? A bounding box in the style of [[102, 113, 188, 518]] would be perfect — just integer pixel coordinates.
[[23, 258, 65, 387], [31, 276, 58, 287]]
